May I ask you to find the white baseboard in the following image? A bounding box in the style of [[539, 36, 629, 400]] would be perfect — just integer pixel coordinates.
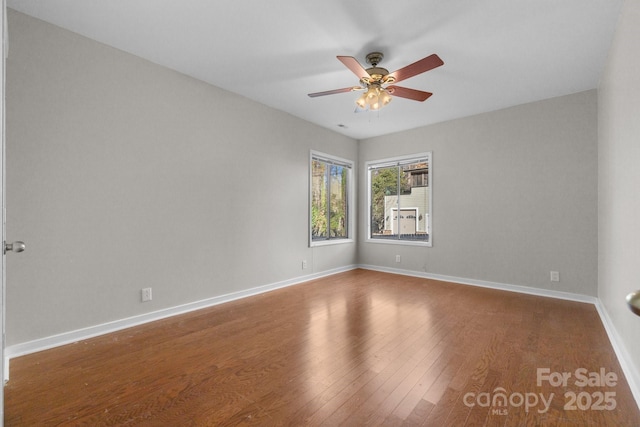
[[358, 264, 599, 303], [594, 301, 640, 409], [4, 265, 358, 374]]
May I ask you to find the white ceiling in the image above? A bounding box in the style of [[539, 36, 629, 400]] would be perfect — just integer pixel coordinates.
[[7, 0, 623, 140]]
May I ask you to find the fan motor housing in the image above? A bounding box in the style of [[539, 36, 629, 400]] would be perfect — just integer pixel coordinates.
[[364, 52, 394, 84], [366, 66, 389, 80]]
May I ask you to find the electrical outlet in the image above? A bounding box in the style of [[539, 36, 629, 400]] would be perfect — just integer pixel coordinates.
[[550, 271, 560, 282], [141, 287, 152, 302], [396, 255, 401, 263], [302, 260, 307, 269]]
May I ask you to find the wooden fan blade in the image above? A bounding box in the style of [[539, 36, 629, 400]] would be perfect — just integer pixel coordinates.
[[308, 87, 358, 98], [337, 56, 369, 80], [388, 54, 443, 84], [387, 86, 433, 102]]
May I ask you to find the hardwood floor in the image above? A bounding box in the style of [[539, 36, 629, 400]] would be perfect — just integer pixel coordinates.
[[5, 269, 640, 425]]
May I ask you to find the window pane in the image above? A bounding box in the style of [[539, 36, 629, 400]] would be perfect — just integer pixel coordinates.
[[310, 152, 353, 245], [368, 153, 431, 245], [329, 165, 347, 238], [400, 162, 429, 241], [370, 166, 398, 239], [311, 160, 327, 240]]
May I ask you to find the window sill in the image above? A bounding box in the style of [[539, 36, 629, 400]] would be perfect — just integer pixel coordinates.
[[365, 238, 432, 248], [310, 238, 355, 248]]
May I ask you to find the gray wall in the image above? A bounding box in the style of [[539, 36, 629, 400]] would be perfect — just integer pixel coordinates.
[[358, 90, 598, 296], [598, 0, 640, 390], [5, 10, 357, 345]]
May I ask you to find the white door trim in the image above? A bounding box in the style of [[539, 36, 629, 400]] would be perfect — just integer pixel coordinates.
[[1, 1, 8, 424]]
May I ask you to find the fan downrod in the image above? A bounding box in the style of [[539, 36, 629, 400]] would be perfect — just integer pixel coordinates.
[[365, 52, 384, 67]]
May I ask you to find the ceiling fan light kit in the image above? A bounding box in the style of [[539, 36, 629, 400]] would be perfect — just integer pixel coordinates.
[[355, 85, 392, 111], [309, 51, 443, 112]]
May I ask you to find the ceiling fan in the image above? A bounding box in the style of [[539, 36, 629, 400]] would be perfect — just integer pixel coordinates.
[[308, 52, 444, 111]]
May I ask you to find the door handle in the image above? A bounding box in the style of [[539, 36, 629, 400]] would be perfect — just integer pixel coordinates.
[[627, 291, 640, 317], [4, 241, 25, 254]]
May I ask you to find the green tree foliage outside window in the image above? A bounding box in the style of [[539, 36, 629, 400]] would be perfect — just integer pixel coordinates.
[[311, 156, 350, 242], [370, 167, 399, 234]]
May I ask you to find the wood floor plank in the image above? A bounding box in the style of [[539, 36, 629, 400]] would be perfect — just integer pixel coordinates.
[[319, 320, 445, 425], [388, 340, 450, 420], [401, 398, 435, 426], [5, 269, 640, 426], [422, 386, 462, 426]]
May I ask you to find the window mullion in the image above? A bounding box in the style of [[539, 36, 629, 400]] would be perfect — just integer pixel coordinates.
[[396, 166, 401, 240], [325, 166, 331, 239]]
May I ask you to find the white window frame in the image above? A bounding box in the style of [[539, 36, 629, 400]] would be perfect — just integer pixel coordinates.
[[309, 150, 355, 247], [366, 152, 432, 247]]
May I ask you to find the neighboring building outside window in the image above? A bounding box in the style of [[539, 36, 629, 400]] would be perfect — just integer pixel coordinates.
[[366, 152, 432, 246], [310, 151, 354, 246]]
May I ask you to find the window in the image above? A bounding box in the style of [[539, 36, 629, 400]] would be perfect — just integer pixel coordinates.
[[367, 152, 432, 246], [310, 151, 354, 246]]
